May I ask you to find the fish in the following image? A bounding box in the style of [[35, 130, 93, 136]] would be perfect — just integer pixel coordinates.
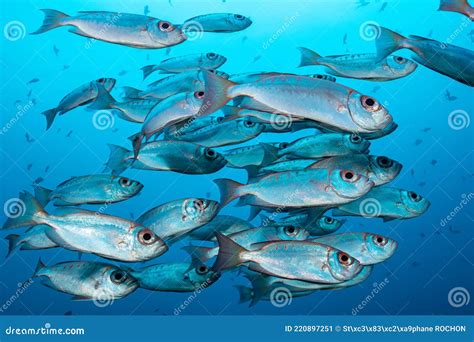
[[181, 13, 252, 33], [375, 27, 474, 86], [6, 225, 57, 256], [164, 112, 226, 138], [28, 78, 40, 84], [332, 187, 431, 221], [258, 159, 317, 174], [298, 47, 417, 81], [444, 90, 457, 101], [438, 0, 474, 20], [223, 143, 280, 168], [200, 71, 392, 134], [31, 10, 186, 49], [136, 198, 219, 241], [144, 5, 150, 16], [189, 215, 255, 240], [312, 232, 397, 265], [278, 133, 370, 159], [308, 154, 402, 186], [236, 285, 314, 305], [262, 212, 344, 236], [184, 225, 310, 263], [2, 192, 168, 262], [215, 168, 374, 209], [33, 259, 138, 300], [105, 141, 227, 175], [41, 78, 116, 130], [379, 2, 388, 11], [141, 52, 227, 79], [130, 263, 220, 292], [170, 119, 264, 147], [53, 45, 59, 56], [33, 174, 143, 206], [213, 233, 362, 283], [25, 133, 34, 143]]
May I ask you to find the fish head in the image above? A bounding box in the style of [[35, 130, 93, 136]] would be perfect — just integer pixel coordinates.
[[386, 56, 418, 76], [317, 216, 344, 234], [113, 176, 144, 199], [196, 147, 228, 172], [274, 225, 310, 240], [228, 14, 253, 31], [210, 70, 230, 79], [100, 266, 138, 299], [182, 198, 219, 224], [95, 78, 116, 91], [400, 190, 431, 216], [363, 233, 398, 264], [343, 133, 371, 153], [329, 169, 374, 200], [203, 52, 227, 69], [327, 247, 362, 281], [146, 19, 187, 47], [132, 227, 168, 260], [368, 155, 402, 185], [185, 264, 221, 288], [348, 92, 392, 131], [237, 119, 264, 135]]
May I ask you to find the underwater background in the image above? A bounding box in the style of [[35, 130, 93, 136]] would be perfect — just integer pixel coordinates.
[[0, 0, 473, 316]]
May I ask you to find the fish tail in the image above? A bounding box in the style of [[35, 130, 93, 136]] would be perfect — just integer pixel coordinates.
[[245, 273, 272, 306], [212, 232, 249, 272], [87, 84, 116, 110], [31, 9, 69, 35], [105, 144, 132, 175], [243, 165, 261, 183], [121, 86, 143, 100], [128, 132, 144, 159], [33, 186, 53, 207], [213, 178, 245, 208], [247, 206, 262, 221], [439, 0, 468, 14], [33, 258, 47, 277], [201, 70, 237, 116], [5, 234, 22, 257], [41, 108, 58, 130], [298, 47, 322, 67], [375, 27, 408, 61], [234, 285, 253, 304], [2, 191, 48, 230], [182, 245, 215, 263], [141, 65, 157, 80]]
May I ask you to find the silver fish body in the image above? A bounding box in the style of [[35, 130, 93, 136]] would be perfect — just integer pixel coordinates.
[[182, 13, 252, 33], [189, 215, 255, 241]]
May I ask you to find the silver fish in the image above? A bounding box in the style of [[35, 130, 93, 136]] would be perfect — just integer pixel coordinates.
[[262, 212, 344, 236], [32, 10, 186, 49], [181, 13, 252, 33], [189, 215, 255, 241], [109, 98, 159, 123], [6, 225, 57, 256], [223, 143, 280, 168]]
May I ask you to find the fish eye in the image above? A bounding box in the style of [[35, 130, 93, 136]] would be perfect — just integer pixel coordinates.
[[376, 156, 393, 168], [158, 21, 173, 32], [119, 177, 131, 187], [216, 116, 224, 123], [280, 142, 289, 149], [350, 134, 362, 144], [234, 14, 245, 20], [196, 265, 209, 275], [97, 78, 106, 84], [284, 225, 297, 236], [395, 56, 406, 64], [137, 228, 157, 245], [337, 252, 353, 266], [324, 217, 333, 224], [204, 148, 218, 160], [194, 199, 205, 210], [244, 120, 255, 128], [408, 191, 422, 202], [360, 96, 380, 112], [194, 91, 205, 99], [110, 270, 126, 284], [373, 235, 388, 246], [340, 170, 360, 183], [206, 52, 217, 60]]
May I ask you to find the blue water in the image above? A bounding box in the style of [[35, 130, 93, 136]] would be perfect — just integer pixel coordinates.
[[0, 0, 473, 316]]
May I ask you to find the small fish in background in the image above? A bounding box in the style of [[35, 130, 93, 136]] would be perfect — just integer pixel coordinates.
[[427, 29, 434, 38], [146, 53, 150, 60], [430, 159, 438, 166], [410, 169, 415, 177], [444, 89, 457, 101], [252, 55, 261, 63], [438, 0, 474, 21], [165, 48, 171, 56], [34, 177, 44, 184], [63, 65, 70, 70], [27, 89, 32, 98], [169, 0, 173, 6], [414, 139, 423, 146], [420, 233, 426, 238], [27, 78, 39, 85], [418, 181, 426, 187], [64, 310, 73, 315], [421, 127, 431, 132], [379, 1, 387, 11], [66, 130, 73, 137], [469, 29, 474, 42], [25, 133, 34, 143], [242, 36, 248, 43], [118, 70, 128, 76], [53, 45, 59, 56], [356, 0, 370, 8], [371, 85, 381, 92], [56, 128, 61, 134], [411, 261, 421, 267], [449, 225, 462, 234], [44, 165, 50, 173], [343, 33, 348, 45], [14, 99, 21, 106], [144, 5, 150, 16], [112, 128, 119, 133], [27, 163, 33, 171]]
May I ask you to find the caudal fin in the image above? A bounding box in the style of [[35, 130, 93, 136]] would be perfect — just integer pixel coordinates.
[[182, 245, 216, 263], [298, 47, 322, 67], [5, 234, 22, 257], [200, 70, 237, 116], [439, 0, 469, 15], [375, 27, 407, 61], [31, 9, 69, 35], [213, 178, 245, 208], [235, 285, 253, 305], [212, 232, 248, 272], [122, 86, 143, 100], [2, 192, 47, 230], [105, 144, 132, 175], [129, 132, 144, 158], [33, 186, 53, 207], [42, 109, 58, 130], [141, 65, 158, 80], [33, 258, 47, 277]]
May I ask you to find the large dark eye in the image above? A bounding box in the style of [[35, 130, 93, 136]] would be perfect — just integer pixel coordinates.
[[408, 191, 421, 202], [194, 91, 205, 99], [110, 270, 126, 284], [216, 116, 224, 123], [119, 177, 131, 187], [206, 52, 217, 60], [280, 142, 289, 149], [337, 252, 353, 266], [196, 265, 209, 275], [284, 226, 297, 236], [360, 96, 380, 112], [137, 228, 157, 245], [205, 148, 218, 160], [324, 217, 333, 224], [158, 21, 173, 32], [244, 120, 255, 128], [373, 235, 388, 246], [234, 14, 245, 20], [376, 156, 393, 168], [341, 170, 360, 183], [97, 78, 106, 84], [395, 56, 406, 64], [350, 134, 362, 144]]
